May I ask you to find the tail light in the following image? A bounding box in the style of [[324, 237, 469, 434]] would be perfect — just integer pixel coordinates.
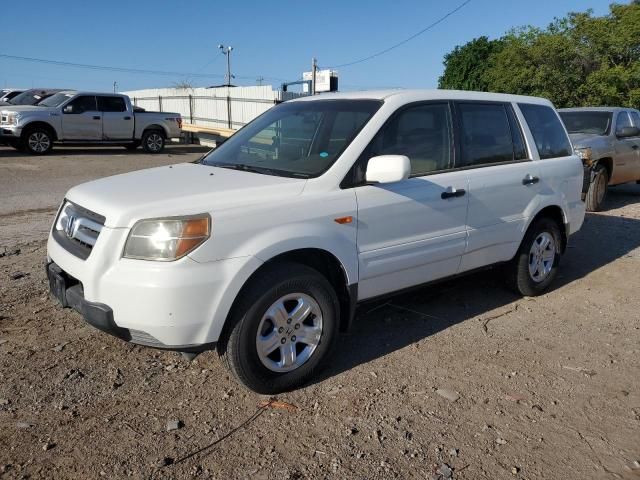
[[177, 117, 183, 129]]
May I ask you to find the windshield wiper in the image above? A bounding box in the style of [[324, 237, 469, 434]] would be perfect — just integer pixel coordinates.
[[215, 163, 272, 175], [213, 163, 311, 179]]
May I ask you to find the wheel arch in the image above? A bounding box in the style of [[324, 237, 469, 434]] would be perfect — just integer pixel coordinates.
[[220, 248, 356, 342], [523, 205, 569, 254], [595, 157, 613, 181], [142, 124, 168, 138], [21, 121, 58, 141]]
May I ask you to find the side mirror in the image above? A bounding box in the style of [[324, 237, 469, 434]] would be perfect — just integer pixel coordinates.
[[616, 126, 640, 138], [365, 155, 411, 184]]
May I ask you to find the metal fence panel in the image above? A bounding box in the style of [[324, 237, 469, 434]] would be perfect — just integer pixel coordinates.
[[123, 85, 304, 130]]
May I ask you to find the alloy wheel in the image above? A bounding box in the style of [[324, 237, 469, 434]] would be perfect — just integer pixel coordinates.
[[28, 132, 51, 153], [256, 293, 323, 373], [528, 232, 556, 283]]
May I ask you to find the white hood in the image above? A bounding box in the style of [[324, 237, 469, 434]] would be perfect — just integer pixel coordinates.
[[65, 163, 307, 228]]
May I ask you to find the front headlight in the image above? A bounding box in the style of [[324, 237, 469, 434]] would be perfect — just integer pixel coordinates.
[[0, 112, 19, 126], [575, 147, 593, 166], [123, 215, 211, 261]]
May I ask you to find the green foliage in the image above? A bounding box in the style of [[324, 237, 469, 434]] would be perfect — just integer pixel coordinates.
[[438, 2, 640, 109], [438, 36, 504, 91]]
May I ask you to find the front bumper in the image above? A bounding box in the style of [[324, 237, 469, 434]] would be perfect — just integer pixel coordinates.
[[47, 262, 131, 342], [47, 226, 262, 351], [0, 125, 21, 139]]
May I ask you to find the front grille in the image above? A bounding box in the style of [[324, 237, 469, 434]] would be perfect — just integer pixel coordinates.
[[53, 201, 106, 260]]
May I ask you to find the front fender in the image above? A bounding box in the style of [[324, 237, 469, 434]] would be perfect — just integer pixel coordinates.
[[20, 118, 61, 139]]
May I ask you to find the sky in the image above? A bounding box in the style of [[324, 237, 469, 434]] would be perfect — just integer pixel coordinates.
[[0, 0, 615, 93]]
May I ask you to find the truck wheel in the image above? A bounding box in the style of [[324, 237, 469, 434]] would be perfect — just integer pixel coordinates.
[[23, 127, 53, 155], [585, 164, 608, 212], [506, 217, 561, 297], [142, 130, 165, 153], [219, 262, 339, 394]]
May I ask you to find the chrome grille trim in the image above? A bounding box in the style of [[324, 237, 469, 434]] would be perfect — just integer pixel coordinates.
[[53, 200, 106, 260]]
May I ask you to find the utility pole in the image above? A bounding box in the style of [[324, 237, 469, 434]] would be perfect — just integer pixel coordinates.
[[218, 44, 234, 87], [256, 76, 264, 86], [311, 57, 317, 95], [113, 81, 117, 93]]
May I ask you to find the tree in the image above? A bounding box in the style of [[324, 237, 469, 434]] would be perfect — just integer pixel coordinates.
[[439, 2, 640, 109], [438, 36, 504, 91]]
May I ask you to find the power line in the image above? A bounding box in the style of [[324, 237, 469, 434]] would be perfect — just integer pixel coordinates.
[[328, 0, 473, 69], [0, 53, 286, 83]]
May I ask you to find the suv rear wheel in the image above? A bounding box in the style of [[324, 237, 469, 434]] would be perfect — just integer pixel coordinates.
[[219, 263, 339, 394], [506, 217, 562, 296], [585, 163, 608, 212]]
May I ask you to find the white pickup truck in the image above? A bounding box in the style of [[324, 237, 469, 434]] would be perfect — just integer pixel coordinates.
[[46, 89, 585, 393], [0, 91, 181, 154]]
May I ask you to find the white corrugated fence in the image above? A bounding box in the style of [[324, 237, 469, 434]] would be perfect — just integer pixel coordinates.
[[122, 85, 304, 131]]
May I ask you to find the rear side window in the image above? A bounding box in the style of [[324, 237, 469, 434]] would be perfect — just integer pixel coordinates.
[[519, 104, 571, 159], [98, 96, 126, 112], [630, 111, 640, 127], [366, 103, 453, 175], [457, 103, 515, 167]]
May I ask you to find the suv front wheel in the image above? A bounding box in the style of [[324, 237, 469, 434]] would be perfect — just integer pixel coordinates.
[[219, 263, 339, 394], [506, 217, 562, 296]]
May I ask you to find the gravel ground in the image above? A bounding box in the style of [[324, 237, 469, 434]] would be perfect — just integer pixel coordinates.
[[1, 146, 639, 479]]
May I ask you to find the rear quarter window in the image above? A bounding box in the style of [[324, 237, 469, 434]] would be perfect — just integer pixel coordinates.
[[518, 104, 572, 159]]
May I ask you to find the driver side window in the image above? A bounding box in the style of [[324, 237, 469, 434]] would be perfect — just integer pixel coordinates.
[[65, 96, 97, 114], [366, 103, 453, 176]]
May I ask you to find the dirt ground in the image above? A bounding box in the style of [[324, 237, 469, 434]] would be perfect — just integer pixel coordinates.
[[1, 145, 639, 479]]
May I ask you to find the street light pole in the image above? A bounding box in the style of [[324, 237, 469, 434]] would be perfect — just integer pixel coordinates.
[[218, 44, 234, 87]]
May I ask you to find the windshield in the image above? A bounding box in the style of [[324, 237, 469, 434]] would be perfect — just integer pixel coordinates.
[[559, 111, 612, 135], [200, 99, 382, 178], [8, 90, 52, 105], [38, 92, 74, 107]]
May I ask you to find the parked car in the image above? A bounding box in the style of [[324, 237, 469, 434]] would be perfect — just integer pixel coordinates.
[[559, 107, 640, 211], [0, 91, 182, 154], [45, 90, 585, 393], [0, 88, 24, 103], [0, 88, 64, 107]]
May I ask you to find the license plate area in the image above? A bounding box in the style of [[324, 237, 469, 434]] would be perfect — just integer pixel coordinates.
[[47, 263, 78, 307]]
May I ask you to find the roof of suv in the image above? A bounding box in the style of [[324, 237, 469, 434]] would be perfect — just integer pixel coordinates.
[[290, 89, 554, 105]]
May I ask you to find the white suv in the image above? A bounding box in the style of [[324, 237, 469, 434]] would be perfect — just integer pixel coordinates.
[[46, 90, 585, 393]]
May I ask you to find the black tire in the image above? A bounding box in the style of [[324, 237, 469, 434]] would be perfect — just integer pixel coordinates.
[[505, 217, 562, 297], [23, 127, 53, 155], [124, 141, 140, 151], [218, 262, 339, 394], [141, 130, 165, 153], [585, 164, 608, 212]]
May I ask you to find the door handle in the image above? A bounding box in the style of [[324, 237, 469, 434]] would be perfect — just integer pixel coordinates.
[[441, 187, 466, 199], [92, 116, 101, 120], [632, 144, 639, 150], [123, 116, 132, 120], [522, 174, 540, 185]]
